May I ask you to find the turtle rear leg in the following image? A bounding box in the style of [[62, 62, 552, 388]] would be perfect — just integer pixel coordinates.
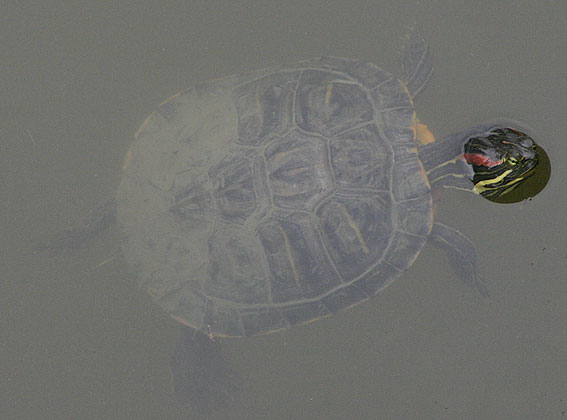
[[36, 198, 117, 251], [429, 222, 489, 296], [170, 327, 237, 413]]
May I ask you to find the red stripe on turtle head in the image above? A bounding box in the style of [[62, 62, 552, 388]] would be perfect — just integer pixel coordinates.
[[463, 153, 502, 168]]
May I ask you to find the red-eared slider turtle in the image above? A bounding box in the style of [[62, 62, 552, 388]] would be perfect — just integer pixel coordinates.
[[47, 40, 544, 412]]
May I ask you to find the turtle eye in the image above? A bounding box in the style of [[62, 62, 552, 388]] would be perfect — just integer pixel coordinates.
[[508, 156, 519, 165]]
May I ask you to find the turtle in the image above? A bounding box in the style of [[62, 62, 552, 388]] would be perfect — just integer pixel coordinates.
[[47, 39, 542, 412]]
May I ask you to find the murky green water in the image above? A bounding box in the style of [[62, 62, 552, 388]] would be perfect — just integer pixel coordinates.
[[2, 1, 565, 419]]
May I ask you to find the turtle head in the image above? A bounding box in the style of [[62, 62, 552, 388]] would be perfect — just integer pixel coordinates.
[[463, 126, 540, 199]]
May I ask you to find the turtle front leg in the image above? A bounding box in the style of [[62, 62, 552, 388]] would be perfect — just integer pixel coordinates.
[[429, 222, 489, 296]]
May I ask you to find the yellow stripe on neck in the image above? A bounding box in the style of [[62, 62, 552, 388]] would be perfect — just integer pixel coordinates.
[[473, 168, 513, 194]]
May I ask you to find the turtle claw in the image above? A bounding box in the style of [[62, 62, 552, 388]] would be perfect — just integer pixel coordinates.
[[429, 222, 489, 297]]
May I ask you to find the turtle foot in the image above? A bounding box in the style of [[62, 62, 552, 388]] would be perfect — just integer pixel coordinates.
[[170, 327, 237, 413]]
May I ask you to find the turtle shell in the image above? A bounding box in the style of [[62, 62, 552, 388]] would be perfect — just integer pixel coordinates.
[[116, 57, 433, 337]]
